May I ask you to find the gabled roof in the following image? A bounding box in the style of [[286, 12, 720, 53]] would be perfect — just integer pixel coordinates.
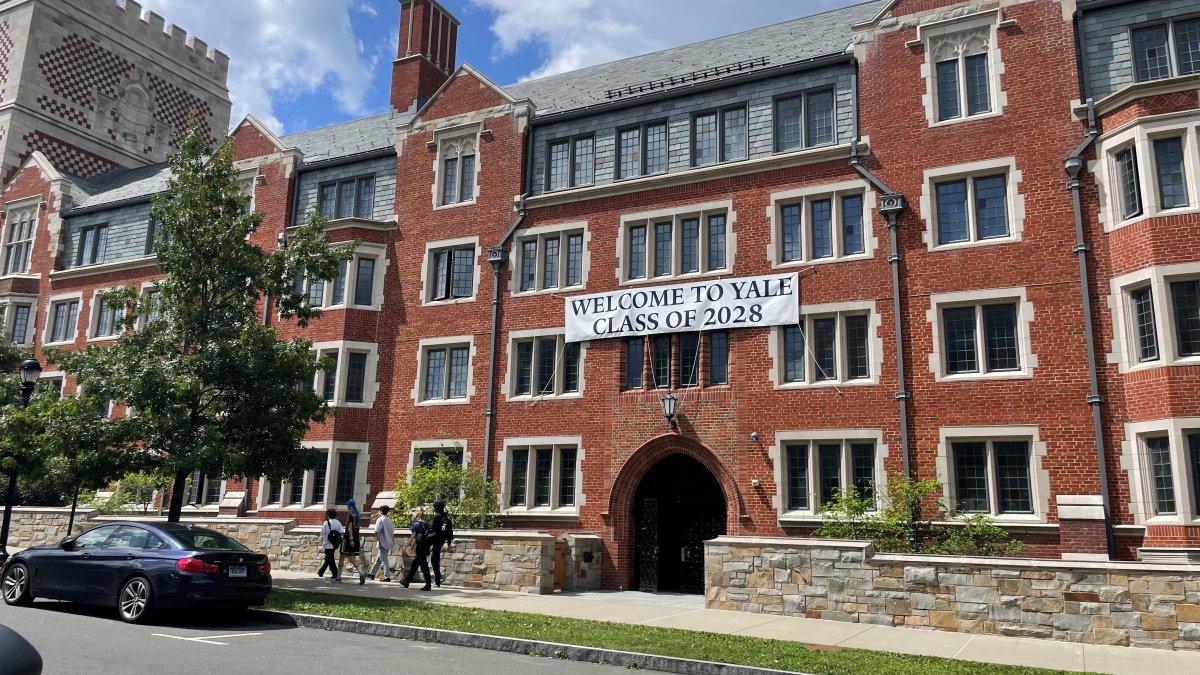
[[504, 0, 888, 117], [70, 162, 173, 210], [281, 110, 411, 165]]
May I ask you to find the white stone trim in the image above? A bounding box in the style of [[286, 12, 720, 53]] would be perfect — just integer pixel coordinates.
[[1106, 261, 1200, 373], [498, 435, 585, 519], [768, 428, 889, 522], [509, 220, 591, 295], [918, 10, 1008, 128], [0, 199, 40, 278], [310, 340, 381, 408], [765, 180, 878, 268], [86, 286, 124, 343], [1056, 495, 1106, 521], [1092, 112, 1200, 233], [406, 439, 471, 475], [926, 286, 1036, 381], [347, 242, 389, 311], [285, 440, 372, 511], [411, 335, 477, 406], [0, 293, 38, 345], [919, 157, 1024, 251], [420, 235, 481, 306], [767, 300, 883, 388], [1119, 417, 1200, 526], [615, 199, 736, 286], [431, 125, 481, 210], [502, 327, 587, 401], [934, 425, 1049, 524], [42, 291, 84, 346]]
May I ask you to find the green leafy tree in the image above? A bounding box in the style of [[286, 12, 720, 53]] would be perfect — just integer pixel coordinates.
[[52, 123, 353, 522], [395, 451, 500, 529], [0, 333, 32, 482]]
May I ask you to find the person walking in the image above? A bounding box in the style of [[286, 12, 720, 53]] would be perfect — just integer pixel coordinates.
[[429, 500, 454, 587], [317, 508, 345, 582], [400, 509, 432, 591], [368, 505, 395, 582], [338, 499, 366, 585]]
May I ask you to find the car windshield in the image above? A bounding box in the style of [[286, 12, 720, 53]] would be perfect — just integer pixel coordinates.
[[161, 525, 249, 552]]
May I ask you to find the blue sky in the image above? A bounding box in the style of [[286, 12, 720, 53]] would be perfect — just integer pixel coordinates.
[[133, 0, 865, 135]]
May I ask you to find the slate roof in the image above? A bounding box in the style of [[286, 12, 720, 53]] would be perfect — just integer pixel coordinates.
[[504, 0, 888, 117], [280, 110, 409, 165], [70, 163, 173, 210]]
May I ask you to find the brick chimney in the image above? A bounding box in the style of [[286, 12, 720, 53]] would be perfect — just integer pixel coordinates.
[[391, 0, 460, 113]]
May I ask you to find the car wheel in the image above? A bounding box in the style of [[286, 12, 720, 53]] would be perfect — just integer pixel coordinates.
[[116, 576, 154, 624], [2, 563, 33, 606]]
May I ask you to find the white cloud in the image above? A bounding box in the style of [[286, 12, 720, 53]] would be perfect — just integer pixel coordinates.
[[135, 0, 379, 133], [472, 0, 863, 82]]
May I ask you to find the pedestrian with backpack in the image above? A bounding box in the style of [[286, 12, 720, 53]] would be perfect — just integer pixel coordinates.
[[429, 500, 454, 587], [400, 509, 432, 591], [318, 508, 345, 582], [338, 498, 366, 585]]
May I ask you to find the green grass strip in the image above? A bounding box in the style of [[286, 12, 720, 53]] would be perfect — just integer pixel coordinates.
[[265, 590, 1082, 675]]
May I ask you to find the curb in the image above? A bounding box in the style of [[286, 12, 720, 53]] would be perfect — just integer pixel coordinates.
[[251, 609, 812, 675]]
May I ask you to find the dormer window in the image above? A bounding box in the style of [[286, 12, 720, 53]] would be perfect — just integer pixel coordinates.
[[1132, 18, 1200, 83], [438, 135, 477, 206], [2, 203, 36, 275], [919, 13, 1005, 127], [318, 175, 376, 220]]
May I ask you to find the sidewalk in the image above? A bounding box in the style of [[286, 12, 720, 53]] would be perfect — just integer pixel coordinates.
[[270, 570, 1200, 674]]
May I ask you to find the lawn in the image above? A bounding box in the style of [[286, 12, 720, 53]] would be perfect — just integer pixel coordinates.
[[264, 590, 1083, 675]]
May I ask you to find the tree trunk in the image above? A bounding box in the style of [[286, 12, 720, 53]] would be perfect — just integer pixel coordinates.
[[167, 469, 188, 522]]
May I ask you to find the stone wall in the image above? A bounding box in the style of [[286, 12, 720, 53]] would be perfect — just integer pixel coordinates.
[[705, 536, 1200, 651], [562, 533, 603, 592], [442, 531, 555, 594], [4, 506, 96, 549]]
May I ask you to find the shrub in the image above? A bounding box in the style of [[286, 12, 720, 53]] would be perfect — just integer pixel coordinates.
[[393, 450, 499, 529]]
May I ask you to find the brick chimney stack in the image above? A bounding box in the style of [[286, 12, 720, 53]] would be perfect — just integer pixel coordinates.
[[391, 0, 460, 113]]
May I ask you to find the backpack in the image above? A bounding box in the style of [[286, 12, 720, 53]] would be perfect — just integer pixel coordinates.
[[326, 521, 343, 548], [437, 513, 454, 545], [414, 521, 433, 547]]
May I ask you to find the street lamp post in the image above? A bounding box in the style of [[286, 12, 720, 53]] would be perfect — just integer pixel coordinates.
[[0, 358, 42, 566]]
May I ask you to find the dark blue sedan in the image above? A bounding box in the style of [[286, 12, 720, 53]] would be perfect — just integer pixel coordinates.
[[1, 521, 271, 623]]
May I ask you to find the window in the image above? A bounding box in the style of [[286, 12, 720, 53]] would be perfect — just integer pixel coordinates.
[[187, 471, 223, 507], [47, 298, 80, 343], [1132, 18, 1200, 83], [617, 122, 668, 179], [930, 289, 1031, 380], [950, 440, 1032, 515], [318, 176, 376, 220], [504, 441, 580, 513], [354, 257, 375, 306], [144, 219, 158, 256], [413, 443, 466, 470], [428, 245, 476, 302], [1126, 421, 1200, 524], [510, 333, 582, 398], [775, 90, 835, 152], [438, 135, 477, 206], [311, 343, 377, 407], [91, 293, 122, 339], [1171, 280, 1200, 358], [1154, 137, 1189, 210], [546, 136, 594, 190], [1113, 267, 1200, 371], [71, 224, 108, 267], [2, 204, 35, 275], [692, 105, 747, 166], [934, 174, 1007, 245], [778, 311, 873, 386], [292, 247, 383, 309], [1099, 121, 1200, 229], [919, 18, 1000, 125], [782, 439, 877, 513], [7, 303, 31, 344], [334, 451, 358, 504], [623, 332, 728, 389], [1130, 286, 1159, 363], [777, 191, 867, 263], [1114, 146, 1142, 220], [286, 445, 367, 508], [420, 341, 471, 402], [515, 228, 585, 293], [624, 338, 644, 390], [623, 208, 729, 281]]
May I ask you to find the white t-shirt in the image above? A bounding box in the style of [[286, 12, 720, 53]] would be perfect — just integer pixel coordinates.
[[320, 517, 345, 550], [374, 515, 395, 551]]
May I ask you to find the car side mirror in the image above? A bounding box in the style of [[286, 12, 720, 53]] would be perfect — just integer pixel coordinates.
[[59, 536, 76, 551]]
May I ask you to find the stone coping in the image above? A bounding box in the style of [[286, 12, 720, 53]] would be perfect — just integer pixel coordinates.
[[708, 535, 873, 551], [92, 515, 299, 527], [10, 507, 100, 514]]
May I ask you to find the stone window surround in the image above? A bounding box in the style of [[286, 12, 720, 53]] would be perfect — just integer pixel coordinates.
[[498, 435, 586, 520], [87, 286, 124, 343], [420, 235, 481, 306], [1, 197, 41, 279], [925, 286, 1037, 382], [237, 168, 258, 213], [290, 242, 389, 311], [768, 428, 889, 523], [1121, 417, 1200, 526], [431, 124, 481, 210], [42, 291, 83, 346], [501, 327, 587, 402], [1108, 261, 1200, 374], [1092, 112, 1200, 233], [311, 340, 381, 408], [182, 473, 225, 512], [37, 369, 65, 395], [406, 438, 471, 475], [766, 300, 883, 389], [765, 179, 879, 267], [410, 334, 477, 406], [0, 293, 38, 345], [919, 157, 1025, 251], [934, 425, 1050, 524], [135, 281, 161, 331], [509, 221, 591, 296], [918, 10, 1008, 128], [614, 198, 737, 286], [259, 440, 371, 511]]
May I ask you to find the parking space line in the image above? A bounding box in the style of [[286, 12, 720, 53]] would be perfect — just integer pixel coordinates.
[[151, 631, 262, 646]]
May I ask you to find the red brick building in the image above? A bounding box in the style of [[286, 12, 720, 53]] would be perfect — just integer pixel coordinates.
[[4, 0, 1200, 591]]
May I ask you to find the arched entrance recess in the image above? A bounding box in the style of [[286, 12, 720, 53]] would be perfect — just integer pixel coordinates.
[[607, 435, 743, 593]]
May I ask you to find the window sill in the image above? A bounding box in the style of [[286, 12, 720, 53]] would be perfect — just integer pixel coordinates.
[[87, 335, 120, 344], [422, 296, 477, 307], [930, 235, 1018, 252], [1107, 205, 1200, 234], [934, 371, 1033, 383], [415, 398, 472, 407], [935, 516, 1051, 528], [774, 254, 871, 268], [776, 379, 878, 390], [433, 200, 477, 212], [512, 285, 585, 298], [621, 268, 731, 288], [506, 392, 583, 403], [328, 401, 374, 410], [291, 216, 396, 233], [42, 338, 76, 347], [0, 272, 40, 281], [501, 509, 580, 520], [49, 256, 156, 280], [928, 110, 1002, 129], [1140, 515, 1200, 527]]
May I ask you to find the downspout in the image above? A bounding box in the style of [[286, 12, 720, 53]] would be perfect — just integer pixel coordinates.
[[1065, 99, 1115, 559]]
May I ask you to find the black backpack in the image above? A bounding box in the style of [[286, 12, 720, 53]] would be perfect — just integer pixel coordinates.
[[437, 513, 454, 545], [326, 520, 343, 548]]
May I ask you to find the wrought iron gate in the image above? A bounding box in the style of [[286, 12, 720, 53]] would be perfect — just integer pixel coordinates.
[[636, 497, 658, 592]]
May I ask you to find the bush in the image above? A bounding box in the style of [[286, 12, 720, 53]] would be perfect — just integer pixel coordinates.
[[393, 450, 500, 529], [816, 474, 1023, 556]]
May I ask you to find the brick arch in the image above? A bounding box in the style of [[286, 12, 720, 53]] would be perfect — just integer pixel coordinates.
[[605, 434, 744, 590]]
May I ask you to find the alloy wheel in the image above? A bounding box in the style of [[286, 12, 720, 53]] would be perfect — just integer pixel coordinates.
[[2, 565, 27, 604], [118, 578, 149, 622]]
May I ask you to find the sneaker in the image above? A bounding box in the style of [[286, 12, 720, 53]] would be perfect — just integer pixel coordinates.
[[420, 585, 431, 591], [331, 577, 342, 583], [359, 573, 365, 586], [383, 578, 392, 582], [400, 580, 410, 588]]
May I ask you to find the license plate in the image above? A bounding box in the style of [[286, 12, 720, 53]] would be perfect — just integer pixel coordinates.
[[228, 566, 247, 578]]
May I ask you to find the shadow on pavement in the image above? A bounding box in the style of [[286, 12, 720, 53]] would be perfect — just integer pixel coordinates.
[[20, 599, 296, 632]]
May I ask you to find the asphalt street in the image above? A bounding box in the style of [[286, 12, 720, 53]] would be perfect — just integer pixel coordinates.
[[0, 600, 623, 675]]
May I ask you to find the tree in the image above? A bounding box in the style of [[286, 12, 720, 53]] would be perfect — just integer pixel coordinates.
[[53, 123, 353, 522], [0, 333, 31, 481]]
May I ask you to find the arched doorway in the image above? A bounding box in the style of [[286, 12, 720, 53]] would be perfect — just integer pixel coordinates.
[[634, 453, 726, 593]]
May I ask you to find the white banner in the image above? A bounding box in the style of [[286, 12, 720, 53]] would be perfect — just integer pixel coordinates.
[[564, 273, 799, 343]]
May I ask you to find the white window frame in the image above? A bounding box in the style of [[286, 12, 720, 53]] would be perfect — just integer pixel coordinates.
[[767, 300, 882, 388], [311, 340, 380, 408], [0, 295, 36, 345], [421, 236, 480, 306], [43, 291, 83, 346], [237, 168, 257, 214], [766, 180, 877, 267], [510, 221, 590, 295], [920, 157, 1024, 251], [1108, 261, 1200, 373], [769, 429, 888, 522], [412, 335, 476, 406], [926, 287, 1036, 382], [407, 439, 471, 477], [935, 425, 1049, 524], [498, 436, 584, 519], [1093, 114, 1200, 232], [503, 328, 586, 401], [88, 287, 124, 342], [135, 282, 162, 331], [345, 243, 388, 311], [433, 128, 480, 209], [918, 11, 1007, 127], [1121, 418, 1200, 526], [182, 471, 224, 511], [616, 199, 736, 285], [1, 198, 39, 277], [279, 441, 371, 510]]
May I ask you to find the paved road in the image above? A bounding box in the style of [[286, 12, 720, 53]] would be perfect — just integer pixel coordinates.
[[0, 600, 620, 675]]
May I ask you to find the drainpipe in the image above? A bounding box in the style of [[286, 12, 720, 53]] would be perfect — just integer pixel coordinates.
[[483, 195, 528, 481], [1064, 100, 1115, 559]]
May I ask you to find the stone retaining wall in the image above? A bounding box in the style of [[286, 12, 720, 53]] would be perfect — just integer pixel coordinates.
[[4, 507, 97, 549], [705, 536, 1200, 651], [443, 531, 555, 594]]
